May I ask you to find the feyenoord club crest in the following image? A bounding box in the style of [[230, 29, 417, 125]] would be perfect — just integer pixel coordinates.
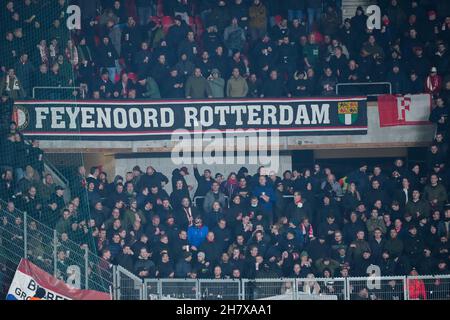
[[338, 101, 359, 125], [12, 105, 29, 130]]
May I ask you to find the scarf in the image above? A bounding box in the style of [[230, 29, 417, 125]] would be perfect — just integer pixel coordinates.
[[38, 44, 49, 64], [184, 207, 193, 226], [301, 223, 314, 239], [225, 179, 238, 195], [66, 46, 79, 66], [78, 45, 93, 62], [5, 75, 20, 91], [49, 44, 58, 60], [426, 75, 440, 92]]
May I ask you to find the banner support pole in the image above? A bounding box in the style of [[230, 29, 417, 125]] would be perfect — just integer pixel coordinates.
[[23, 212, 27, 259], [84, 247, 89, 290], [53, 230, 58, 277]]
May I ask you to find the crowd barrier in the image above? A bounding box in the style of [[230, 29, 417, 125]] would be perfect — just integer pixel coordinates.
[[336, 82, 392, 96], [32, 86, 83, 99], [116, 276, 450, 300]]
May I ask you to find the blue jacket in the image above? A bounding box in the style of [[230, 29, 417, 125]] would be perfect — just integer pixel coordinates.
[[252, 184, 276, 212], [188, 225, 209, 248]]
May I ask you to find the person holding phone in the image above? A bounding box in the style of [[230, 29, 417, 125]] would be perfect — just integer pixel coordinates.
[[252, 175, 275, 224]]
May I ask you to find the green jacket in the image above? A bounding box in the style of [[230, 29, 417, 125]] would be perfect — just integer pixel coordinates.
[[315, 258, 340, 275], [423, 183, 448, 207], [208, 78, 225, 98], [366, 217, 387, 236], [124, 209, 146, 229], [151, 28, 165, 49], [185, 75, 212, 99], [226, 76, 248, 98], [55, 218, 71, 235], [349, 239, 370, 259], [38, 182, 57, 202]]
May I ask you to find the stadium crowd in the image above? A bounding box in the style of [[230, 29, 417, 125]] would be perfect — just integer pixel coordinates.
[[0, 117, 449, 287], [1, 0, 450, 99]]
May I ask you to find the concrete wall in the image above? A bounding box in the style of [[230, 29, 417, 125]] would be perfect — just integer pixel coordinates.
[[314, 148, 408, 159]]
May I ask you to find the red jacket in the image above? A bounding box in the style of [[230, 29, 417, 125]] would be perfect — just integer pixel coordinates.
[[425, 74, 442, 95], [408, 279, 427, 300]]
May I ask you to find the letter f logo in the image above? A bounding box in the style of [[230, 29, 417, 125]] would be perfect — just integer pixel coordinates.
[[397, 97, 411, 121]]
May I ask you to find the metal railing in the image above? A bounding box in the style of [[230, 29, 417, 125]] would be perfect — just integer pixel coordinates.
[[243, 278, 297, 300], [32, 86, 83, 99], [199, 278, 241, 300], [115, 265, 143, 300], [22, 138, 71, 202], [407, 275, 450, 300], [346, 276, 407, 300], [114, 276, 450, 300]]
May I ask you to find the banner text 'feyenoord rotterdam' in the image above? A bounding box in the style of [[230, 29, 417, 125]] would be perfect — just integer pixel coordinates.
[[13, 97, 368, 140]]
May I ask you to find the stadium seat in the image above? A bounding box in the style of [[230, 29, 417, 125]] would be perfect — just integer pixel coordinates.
[[150, 16, 161, 24], [127, 72, 137, 81], [157, 0, 164, 17]]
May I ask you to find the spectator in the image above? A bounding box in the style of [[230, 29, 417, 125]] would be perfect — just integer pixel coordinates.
[[161, 67, 185, 99], [425, 67, 443, 97], [96, 36, 119, 82], [408, 268, 427, 300], [318, 67, 337, 96], [249, 0, 268, 42], [387, 63, 407, 94], [140, 75, 161, 100], [188, 216, 209, 249], [226, 68, 248, 98], [178, 31, 198, 62], [429, 97, 449, 134], [0, 68, 25, 99], [185, 67, 213, 99], [207, 68, 225, 98], [261, 69, 286, 97], [203, 181, 227, 213], [224, 18, 246, 57]]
